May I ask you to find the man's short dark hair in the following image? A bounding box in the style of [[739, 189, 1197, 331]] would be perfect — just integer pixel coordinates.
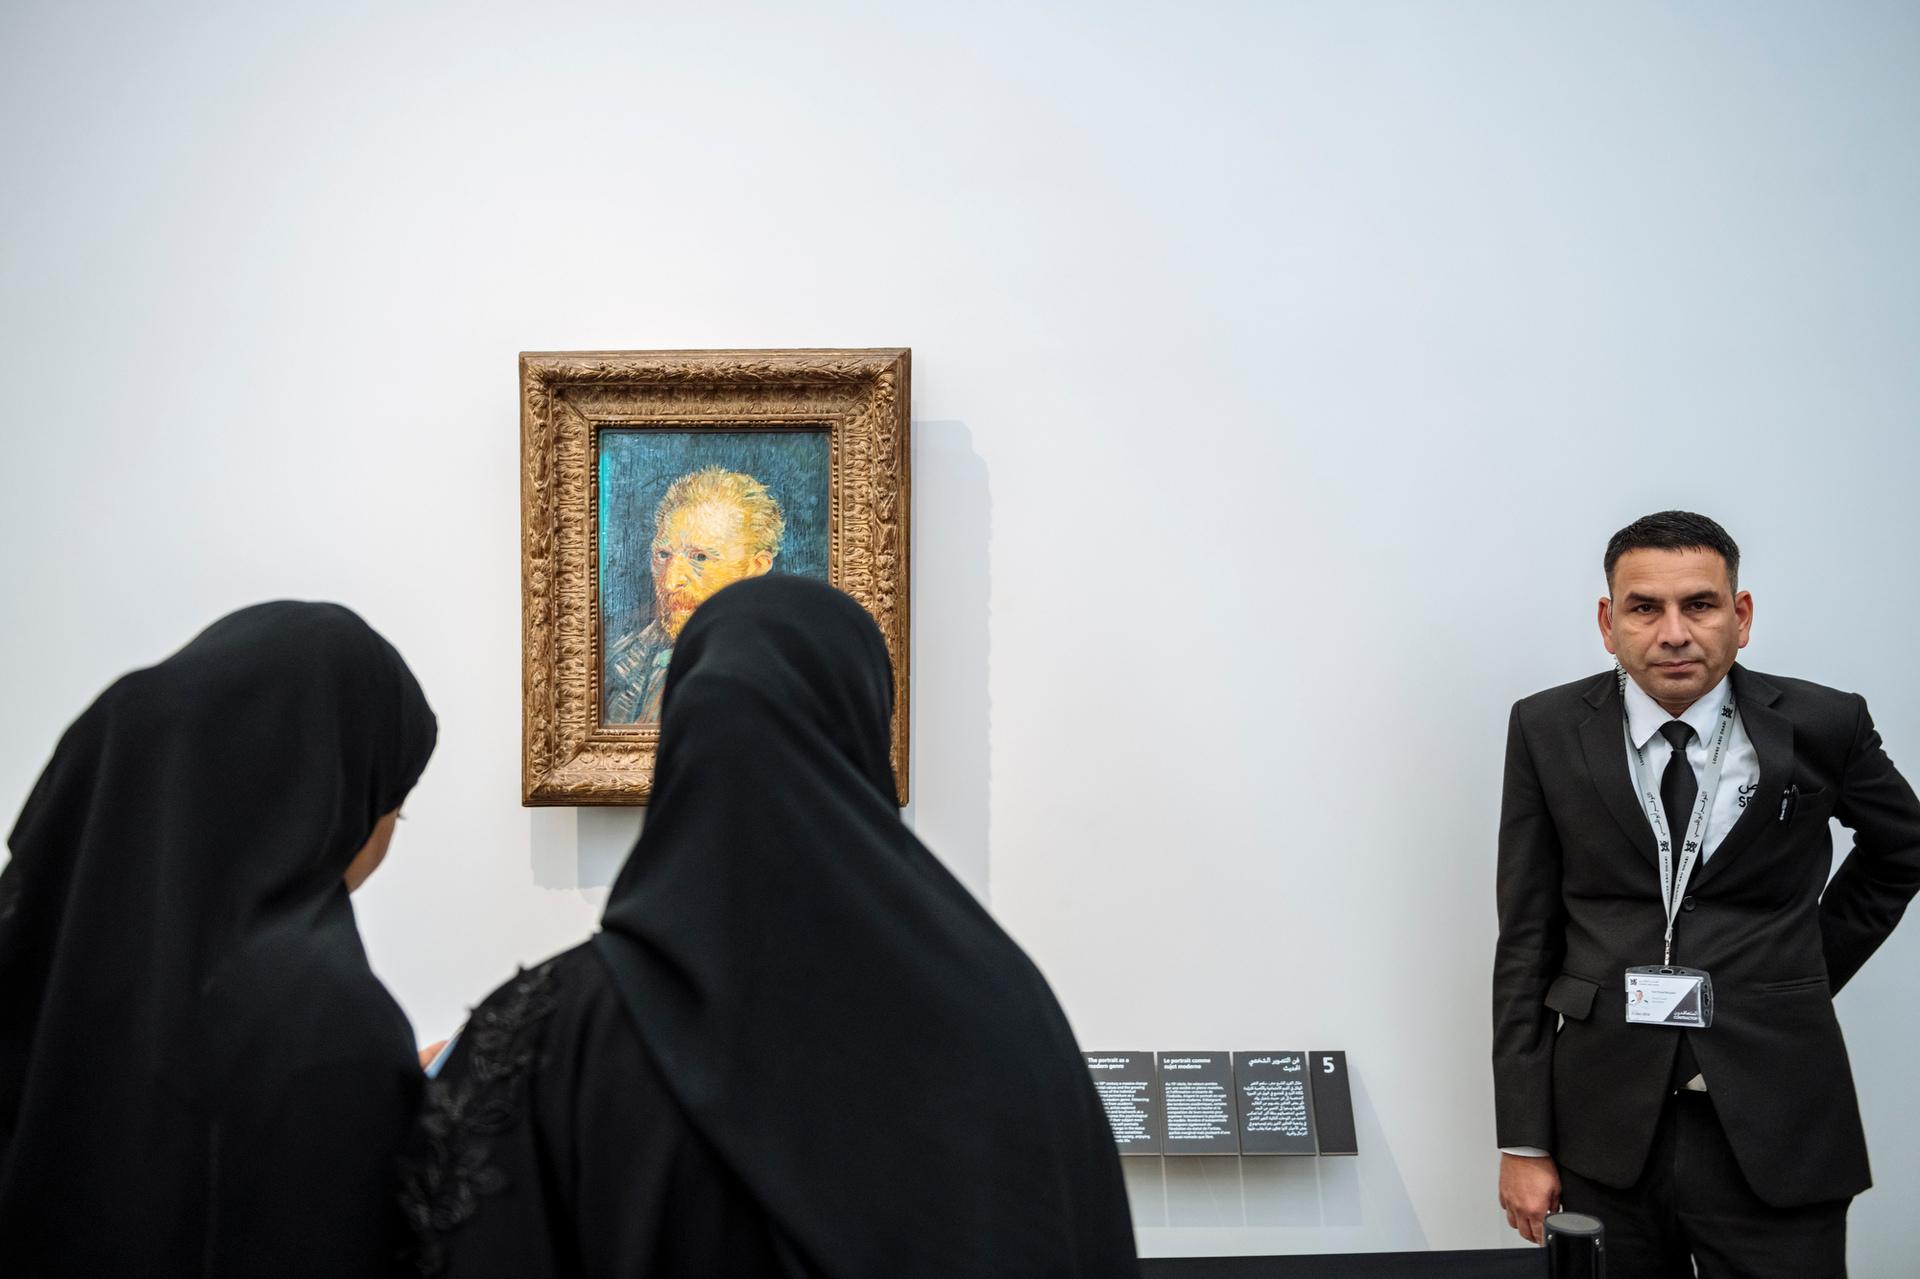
[[1604, 511, 1741, 591]]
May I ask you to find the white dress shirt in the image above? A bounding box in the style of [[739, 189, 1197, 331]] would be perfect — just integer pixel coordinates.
[[1502, 671, 1758, 1157]]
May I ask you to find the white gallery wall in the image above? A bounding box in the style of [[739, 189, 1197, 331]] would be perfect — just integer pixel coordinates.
[[4, 1, 1917, 1268]]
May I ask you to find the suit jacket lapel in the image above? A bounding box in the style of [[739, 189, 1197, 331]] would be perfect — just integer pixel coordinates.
[[1577, 670, 1661, 871], [1692, 664, 1791, 889]]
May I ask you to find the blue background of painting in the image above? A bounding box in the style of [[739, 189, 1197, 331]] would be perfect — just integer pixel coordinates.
[[598, 429, 831, 638]]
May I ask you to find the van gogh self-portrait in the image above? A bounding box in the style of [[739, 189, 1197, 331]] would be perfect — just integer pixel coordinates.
[[522, 347, 910, 805], [599, 431, 831, 725]]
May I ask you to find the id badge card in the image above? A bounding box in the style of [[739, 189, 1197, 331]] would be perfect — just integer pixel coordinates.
[[1624, 966, 1714, 1028]]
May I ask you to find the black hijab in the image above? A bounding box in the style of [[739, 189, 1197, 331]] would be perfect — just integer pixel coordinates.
[[0, 601, 437, 1275], [594, 576, 1137, 1278]]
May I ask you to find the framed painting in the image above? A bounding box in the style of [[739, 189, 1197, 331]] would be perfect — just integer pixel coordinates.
[[520, 348, 910, 805]]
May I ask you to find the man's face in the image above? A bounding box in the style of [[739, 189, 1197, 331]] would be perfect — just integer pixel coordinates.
[[1598, 547, 1752, 713], [650, 498, 774, 638]]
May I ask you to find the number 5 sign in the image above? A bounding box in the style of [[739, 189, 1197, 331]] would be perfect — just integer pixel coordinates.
[[1309, 1050, 1358, 1155]]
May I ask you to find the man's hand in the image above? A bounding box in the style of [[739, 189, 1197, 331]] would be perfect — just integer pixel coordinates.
[[1499, 1152, 1561, 1245], [418, 1039, 449, 1071]]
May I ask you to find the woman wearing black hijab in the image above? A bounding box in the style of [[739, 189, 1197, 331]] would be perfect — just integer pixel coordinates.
[[404, 576, 1135, 1278], [0, 601, 438, 1276]]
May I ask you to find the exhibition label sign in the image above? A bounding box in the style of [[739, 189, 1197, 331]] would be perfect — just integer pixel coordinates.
[[1084, 1049, 1359, 1157], [1232, 1051, 1318, 1155], [1157, 1052, 1239, 1154], [1083, 1052, 1163, 1155], [1309, 1050, 1358, 1155]]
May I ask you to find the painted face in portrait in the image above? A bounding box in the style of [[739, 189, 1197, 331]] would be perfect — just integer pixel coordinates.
[[1598, 546, 1753, 715], [651, 498, 776, 638]]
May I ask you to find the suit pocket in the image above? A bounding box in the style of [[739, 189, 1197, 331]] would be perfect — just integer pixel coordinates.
[[1788, 785, 1834, 823], [1759, 974, 1830, 993], [1544, 972, 1600, 1021]]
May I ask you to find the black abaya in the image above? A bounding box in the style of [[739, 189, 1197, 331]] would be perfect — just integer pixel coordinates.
[[0, 601, 437, 1276], [405, 576, 1135, 1278]]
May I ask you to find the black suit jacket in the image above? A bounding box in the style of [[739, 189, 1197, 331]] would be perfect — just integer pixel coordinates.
[[1492, 664, 1920, 1207]]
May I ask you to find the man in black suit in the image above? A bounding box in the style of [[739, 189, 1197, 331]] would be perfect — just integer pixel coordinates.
[[1492, 511, 1920, 1277]]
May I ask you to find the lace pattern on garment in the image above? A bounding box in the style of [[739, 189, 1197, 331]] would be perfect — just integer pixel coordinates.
[[399, 957, 563, 1276]]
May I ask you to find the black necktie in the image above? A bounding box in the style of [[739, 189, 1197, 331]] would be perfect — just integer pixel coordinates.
[[1658, 719, 1702, 1087], [1659, 721, 1698, 846]]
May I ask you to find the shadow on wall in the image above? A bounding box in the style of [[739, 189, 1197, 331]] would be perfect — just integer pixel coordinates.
[[1128, 1072, 1427, 1255], [902, 420, 992, 901], [530, 807, 643, 894], [522, 419, 992, 901]]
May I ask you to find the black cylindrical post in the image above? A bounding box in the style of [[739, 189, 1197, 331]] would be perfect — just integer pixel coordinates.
[[1543, 1210, 1604, 1279]]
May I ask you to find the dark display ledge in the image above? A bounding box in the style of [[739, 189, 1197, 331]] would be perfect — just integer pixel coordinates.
[[1142, 1248, 1543, 1279]]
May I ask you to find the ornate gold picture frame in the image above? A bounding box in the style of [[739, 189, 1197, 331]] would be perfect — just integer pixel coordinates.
[[521, 349, 910, 805]]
